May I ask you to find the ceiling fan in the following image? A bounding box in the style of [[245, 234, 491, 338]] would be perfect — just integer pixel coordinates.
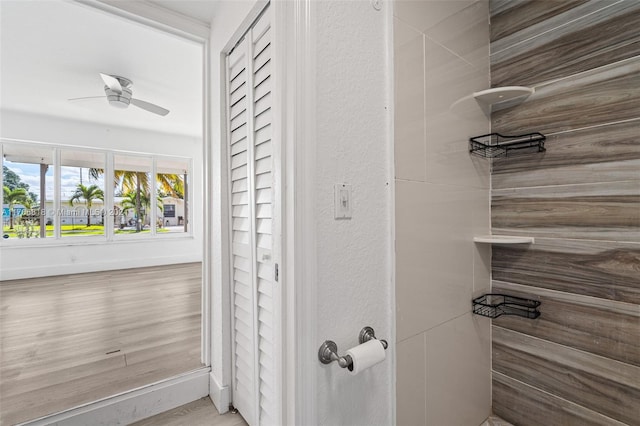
[[69, 73, 170, 116]]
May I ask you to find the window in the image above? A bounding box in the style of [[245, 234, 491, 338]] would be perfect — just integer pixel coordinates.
[[2, 143, 54, 239], [114, 155, 152, 237], [164, 204, 176, 218], [60, 150, 106, 238], [157, 157, 189, 233], [1, 140, 191, 242]]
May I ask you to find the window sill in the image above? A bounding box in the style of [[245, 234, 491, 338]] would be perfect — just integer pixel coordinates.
[[0, 233, 195, 249]]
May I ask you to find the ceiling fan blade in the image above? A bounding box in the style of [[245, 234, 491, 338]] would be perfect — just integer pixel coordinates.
[[131, 98, 170, 116], [68, 96, 107, 101], [100, 73, 122, 94]]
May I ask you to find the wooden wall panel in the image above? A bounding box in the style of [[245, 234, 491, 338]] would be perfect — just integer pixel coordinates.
[[490, 0, 588, 42], [491, 1, 640, 86], [492, 182, 640, 241], [493, 61, 640, 135], [490, 0, 635, 56], [490, 1, 640, 422], [492, 240, 640, 304], [493, 159, 639, 190], [492, 119, 640, 189], [492, 281, 640, 367], [493, 327, 640, 425], [492, 372, 625, 426]]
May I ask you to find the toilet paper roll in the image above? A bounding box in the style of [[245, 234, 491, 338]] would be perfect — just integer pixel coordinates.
[[346, 339, 386, 375]]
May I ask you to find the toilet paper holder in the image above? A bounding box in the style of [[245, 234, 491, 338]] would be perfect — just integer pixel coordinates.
[[318, 326, 388, 369]]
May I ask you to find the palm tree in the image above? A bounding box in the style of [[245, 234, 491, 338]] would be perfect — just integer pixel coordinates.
[[90, 168, 146, 231], [68, 184, 104, 227], [119, 190, 163, 231], [120, 172, 147, 232], [3, 186, 30, 229], [157, 173, 184, 198], [90, 168, 183, 198], [90, 168, 183, 231]]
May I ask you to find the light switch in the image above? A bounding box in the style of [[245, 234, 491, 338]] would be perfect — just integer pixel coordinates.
[[334, 183, 352, 219]]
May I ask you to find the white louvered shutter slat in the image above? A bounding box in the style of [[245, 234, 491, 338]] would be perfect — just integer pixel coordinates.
[[231, 125, 248, 147], [251, 11, 276, 426], [228, 5, 278, 426], [227, 35, 256, 425]]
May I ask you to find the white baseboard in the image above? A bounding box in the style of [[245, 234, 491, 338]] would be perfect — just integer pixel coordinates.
[[20, 368, 210, 426], [0, 254, 202, 281], [209, 372, 230, 414]]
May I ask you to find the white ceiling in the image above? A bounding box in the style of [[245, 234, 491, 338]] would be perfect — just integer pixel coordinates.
[[0, 0, 203, 138], [148, 0, 220, 24]]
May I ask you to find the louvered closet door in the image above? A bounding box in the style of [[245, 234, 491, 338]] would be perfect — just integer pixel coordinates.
[[228, 35, 255, 425], [251, 11, 276, 426], [227, 5, 278, 426]]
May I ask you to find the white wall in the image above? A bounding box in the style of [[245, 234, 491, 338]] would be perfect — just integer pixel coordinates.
[[0, 110, 203, 280], [393, 1, 492, 424], [313, 2, 394, 425], [207, 2, 394, 423], [0, 110, 201, 155]]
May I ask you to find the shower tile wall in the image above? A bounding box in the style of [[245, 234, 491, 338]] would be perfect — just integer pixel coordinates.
[[393, 1, 491, 425], [489, 1, 640, 425]]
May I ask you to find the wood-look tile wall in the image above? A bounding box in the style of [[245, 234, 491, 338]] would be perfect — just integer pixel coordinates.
[[489, 1, 640, 425]]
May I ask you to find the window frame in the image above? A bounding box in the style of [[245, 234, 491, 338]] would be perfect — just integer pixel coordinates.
[[58, 146, 107, 239], [1, 138, 193, 246]]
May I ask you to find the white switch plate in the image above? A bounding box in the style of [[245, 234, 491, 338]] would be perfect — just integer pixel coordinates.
[[334, 183, 352, 219]]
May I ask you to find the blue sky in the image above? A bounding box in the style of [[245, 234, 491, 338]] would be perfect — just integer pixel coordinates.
[[5, 161, 104, 201]]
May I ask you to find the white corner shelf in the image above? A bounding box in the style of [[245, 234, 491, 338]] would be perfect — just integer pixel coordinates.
[[450, 86, 535, 117], [473, 235, 535, 245], [473, 86, 534, 106]]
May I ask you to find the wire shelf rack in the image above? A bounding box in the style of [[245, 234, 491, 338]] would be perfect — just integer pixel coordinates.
[[472, 294, 541, 319], [469, 132, 546, 159]]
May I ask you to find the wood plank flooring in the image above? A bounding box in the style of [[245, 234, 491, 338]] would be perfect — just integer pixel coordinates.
[[131, 397, 247, 426], [0, 263, 203, 426]]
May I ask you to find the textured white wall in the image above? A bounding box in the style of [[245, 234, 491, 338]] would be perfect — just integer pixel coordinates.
[[206, 1, 394, 421], [314, 2, 394, 425], [0, 110, 203, 280]]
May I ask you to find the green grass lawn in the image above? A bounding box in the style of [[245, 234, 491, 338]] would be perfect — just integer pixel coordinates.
[[2, 224, 103, 238], [115, 228, 170, 234], [2, 224, 170, 238]]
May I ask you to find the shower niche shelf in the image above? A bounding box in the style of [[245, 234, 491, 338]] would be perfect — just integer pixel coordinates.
[[473, 235, 534, 245], [473, 86, 534, 106], [472, 294, 541, 319], [451, 86, 534, 116], [470, 132, 546, 159]]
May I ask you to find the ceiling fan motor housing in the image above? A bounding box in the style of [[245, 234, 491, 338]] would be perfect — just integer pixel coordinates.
[[104, 75, 133, 109], [91, 74, 167, 115], [105, 86, 132, 109]]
